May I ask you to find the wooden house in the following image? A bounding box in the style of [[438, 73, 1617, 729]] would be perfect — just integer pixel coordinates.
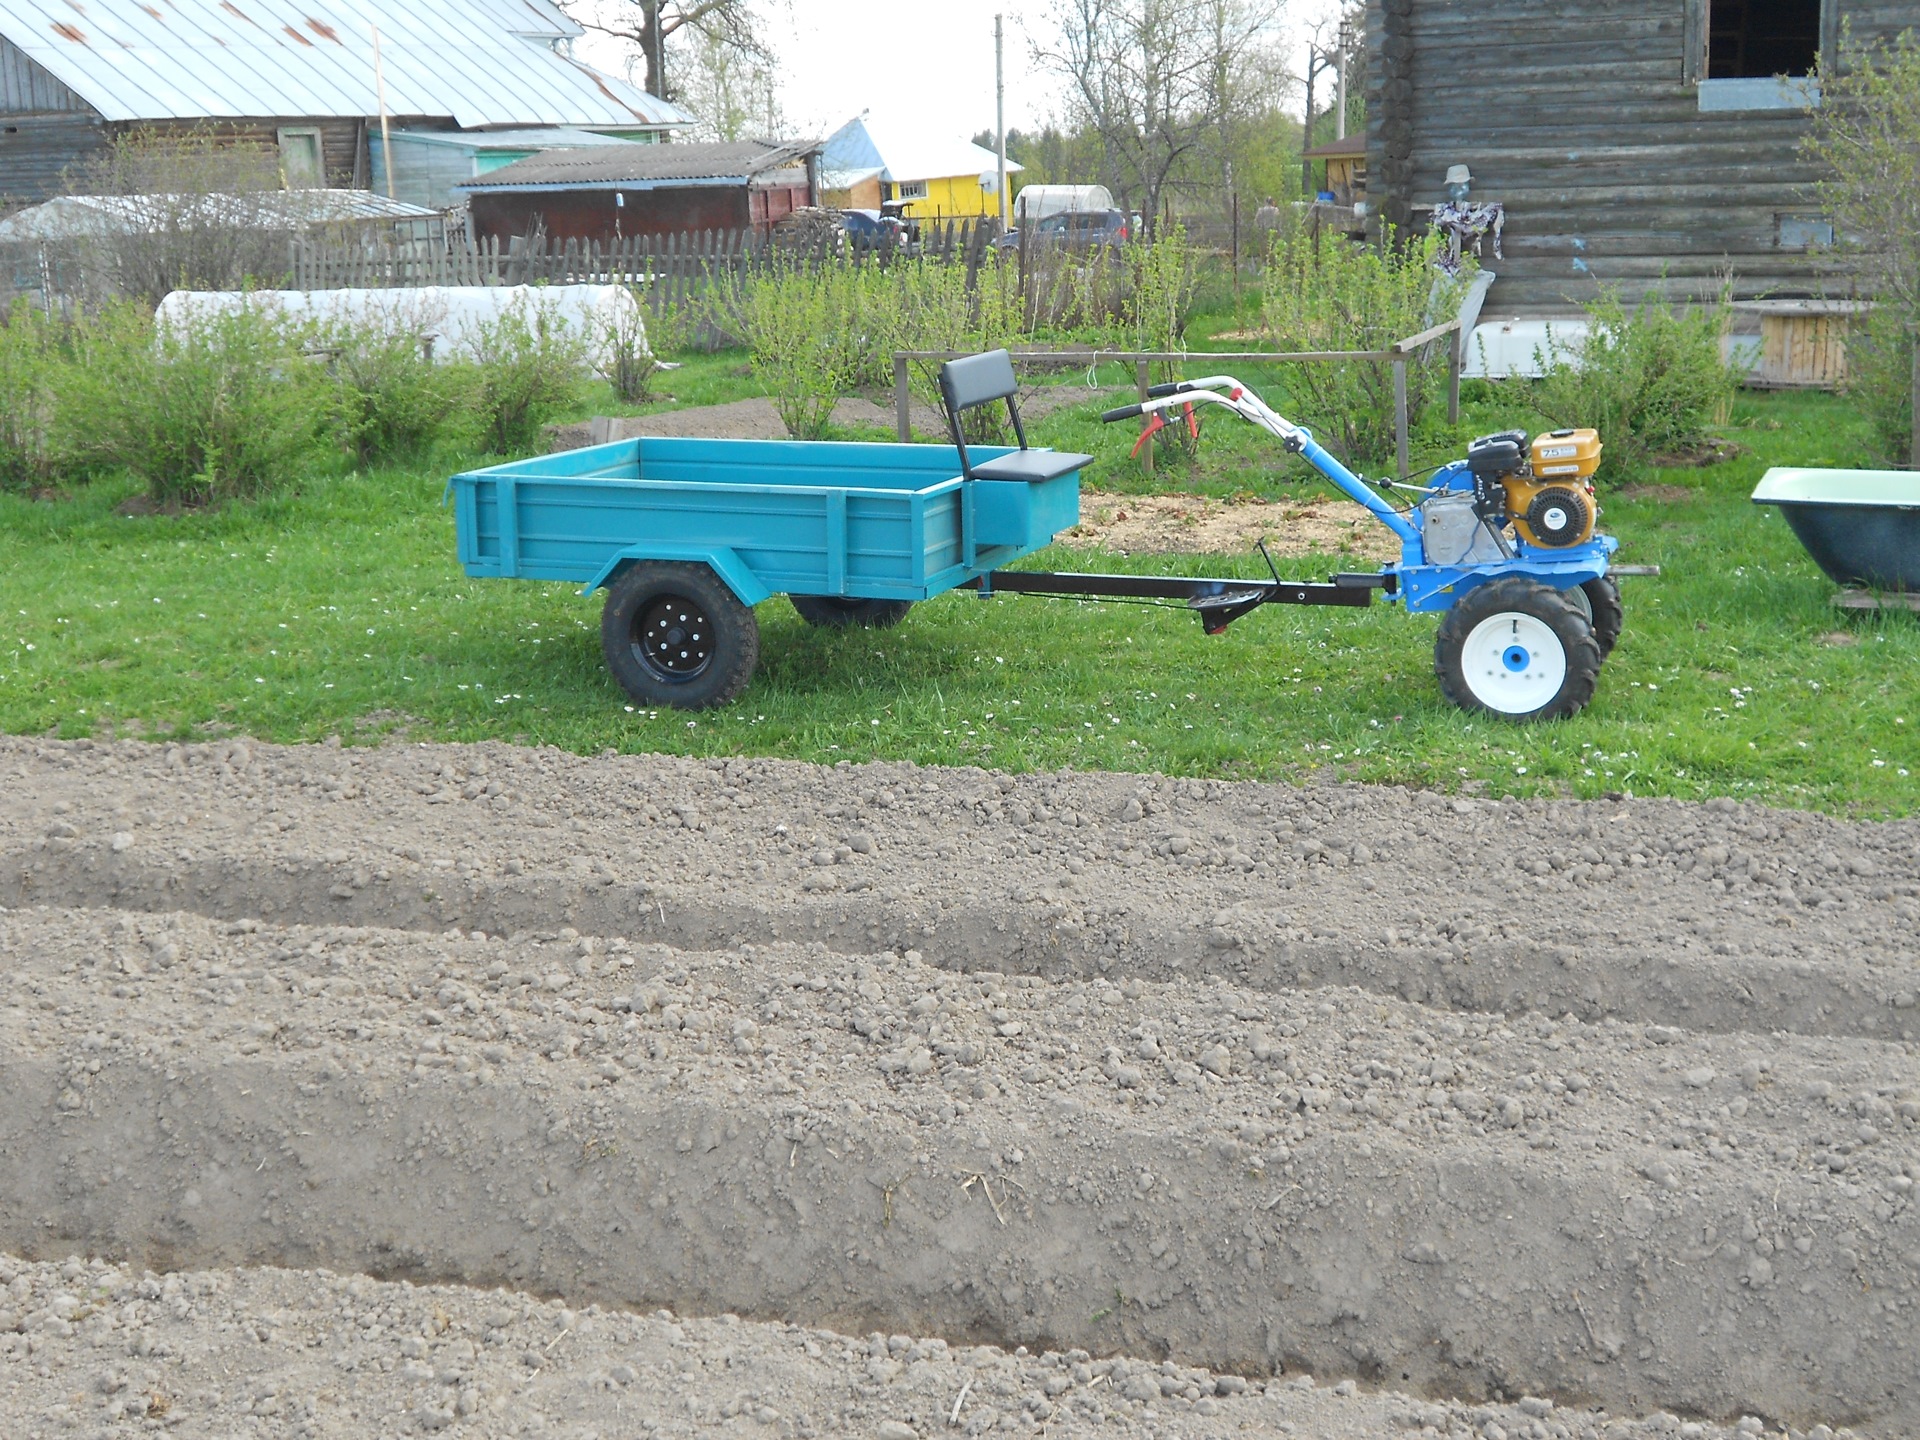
[[0, 0, 692, 207], [459, 140, 820, 245], [820, 117, 1020, 222], [1364, 0, 1913, 314]]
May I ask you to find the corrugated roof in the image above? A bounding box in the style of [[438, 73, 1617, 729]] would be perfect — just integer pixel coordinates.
[[0, 188, 438, 239], [460, 138, 817, 192], [1301, 135, 1365, 160], [0, 0, 698, 130], [390, 126, 642, 153]]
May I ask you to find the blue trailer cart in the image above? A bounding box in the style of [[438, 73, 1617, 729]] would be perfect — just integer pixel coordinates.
[[449, 350, 1642, 719]]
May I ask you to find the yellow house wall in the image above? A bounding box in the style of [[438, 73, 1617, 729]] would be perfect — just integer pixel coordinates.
[[902, 173, 997, 220]]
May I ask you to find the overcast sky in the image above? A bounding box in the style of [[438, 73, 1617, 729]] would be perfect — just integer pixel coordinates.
[[580, 0, 1346, 149]]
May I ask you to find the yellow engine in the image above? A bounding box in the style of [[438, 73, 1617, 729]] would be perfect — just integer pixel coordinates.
[[1465, 427, 1602, 549]]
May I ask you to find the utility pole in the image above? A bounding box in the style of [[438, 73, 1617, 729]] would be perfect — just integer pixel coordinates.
[[995, 14, 1009, 230], [1302, 28, 1339, 200], [1334, 20, 1348, 141], [372, 24, 394, 200]]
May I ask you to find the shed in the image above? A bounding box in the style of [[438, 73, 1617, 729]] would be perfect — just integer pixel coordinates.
[[375, 129, 657, 211], [0, 0, 693, 206], [1364, 0, 1911, 314], [459, 140, 821, 245]]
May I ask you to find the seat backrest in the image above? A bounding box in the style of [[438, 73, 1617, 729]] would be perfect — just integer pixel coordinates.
[[939, 348, 1018, 414], [937, 348, 1030, 479]]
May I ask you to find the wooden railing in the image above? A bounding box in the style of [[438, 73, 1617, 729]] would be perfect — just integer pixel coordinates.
[[894, 321, 1467, 478]]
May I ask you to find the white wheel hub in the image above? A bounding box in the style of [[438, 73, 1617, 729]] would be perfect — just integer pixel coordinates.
[[1460, 611, 1568, 714]]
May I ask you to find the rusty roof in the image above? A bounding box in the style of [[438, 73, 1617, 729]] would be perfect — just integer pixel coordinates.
[[0, 0, 697, 129]]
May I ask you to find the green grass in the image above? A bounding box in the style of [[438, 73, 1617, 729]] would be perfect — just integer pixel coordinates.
[[1, 375, 1916, 816]]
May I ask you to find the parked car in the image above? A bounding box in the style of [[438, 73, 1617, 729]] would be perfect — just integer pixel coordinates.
[[991, 208, 1131, 252], [839, 208, 904, 251]]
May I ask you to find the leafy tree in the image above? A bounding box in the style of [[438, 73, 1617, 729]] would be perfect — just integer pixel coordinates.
[[1804, 29, 1920, 460]]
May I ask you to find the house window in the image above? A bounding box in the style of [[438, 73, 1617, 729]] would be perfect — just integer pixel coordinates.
[[1709, 0, 1820, 78], [897, 180, 928, 199], [278, 127, 325, 188]]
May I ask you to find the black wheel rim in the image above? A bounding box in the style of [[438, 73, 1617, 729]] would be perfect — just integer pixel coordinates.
[[632, 594, 713, 682]]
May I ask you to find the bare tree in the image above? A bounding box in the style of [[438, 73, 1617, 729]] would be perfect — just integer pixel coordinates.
[[1031, 0, 1288, 233], [568, 0, 775, 106], [61, 127, 291, 305]]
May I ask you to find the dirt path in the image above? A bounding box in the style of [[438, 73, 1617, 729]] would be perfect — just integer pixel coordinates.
[[1, 737, 1914, 1438]]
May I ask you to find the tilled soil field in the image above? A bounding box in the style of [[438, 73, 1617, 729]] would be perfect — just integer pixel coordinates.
[[1, 736, 1915, 1440]]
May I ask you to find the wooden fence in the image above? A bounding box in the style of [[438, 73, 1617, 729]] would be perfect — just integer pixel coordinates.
[[286, 221, 1000, 349]]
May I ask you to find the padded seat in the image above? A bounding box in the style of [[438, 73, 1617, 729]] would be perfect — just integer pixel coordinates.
[[937, 348, 1089, 483], [969, 448, 1092, 483]]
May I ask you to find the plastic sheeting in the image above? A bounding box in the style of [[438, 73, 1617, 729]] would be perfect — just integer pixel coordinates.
[[154, 285, 648, 370]]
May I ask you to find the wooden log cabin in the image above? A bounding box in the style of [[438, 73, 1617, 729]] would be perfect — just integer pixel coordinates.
[[1364, 0, 1913, 315]]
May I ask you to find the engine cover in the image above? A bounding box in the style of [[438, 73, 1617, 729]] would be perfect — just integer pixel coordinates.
[[1510, 481, 1596, 548]]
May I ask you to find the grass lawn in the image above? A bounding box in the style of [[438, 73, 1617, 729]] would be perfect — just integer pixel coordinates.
[[2, 367, 1916, 816]]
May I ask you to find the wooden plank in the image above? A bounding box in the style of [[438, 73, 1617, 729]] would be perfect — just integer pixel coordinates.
[[1833, 589, 1920, 613]]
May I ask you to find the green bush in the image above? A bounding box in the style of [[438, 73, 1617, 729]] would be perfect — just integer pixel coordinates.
[[57, 300, 336, 504], [322, 310, 479, 466], [1261, 228, 1464, 465], [710, 263, 888, 440], [1527, 286, 1738, 479], [0, 299, 62, 491], [466, 297, 589, 455], [596, 288, 660, 405], [1841, 305, 1914, 464]]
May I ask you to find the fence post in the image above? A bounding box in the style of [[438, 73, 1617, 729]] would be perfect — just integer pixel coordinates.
[[1136, 358, 1154, 475], [1911, 335, 1919, 469], [1393, 357, 1410, 481], [894, 353, 913, 443], [1447, 324, 1462, 426]]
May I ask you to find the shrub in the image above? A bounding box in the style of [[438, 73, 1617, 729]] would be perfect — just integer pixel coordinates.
[[57, 300, 336, 504], [1527, 286, 1738, 479], [712, 263, 886, 440], [0, 299, 61, 491], [1804, 32, 1920, 464], [1842, 305, 1914, 464], [465, 296, 589, 455], [1261, 228, 1465, 465], [596, 288, 660, 404], [322, 301, 479, 466]]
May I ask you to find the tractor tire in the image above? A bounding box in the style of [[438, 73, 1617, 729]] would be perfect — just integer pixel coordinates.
[[1576, 575, 1624, 660], [1433, 575, 1601, 721], [789, 595, 915, 629], [600, 561, 759, 710]]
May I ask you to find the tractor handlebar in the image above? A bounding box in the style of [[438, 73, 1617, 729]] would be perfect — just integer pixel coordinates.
[[1100, 403, 1144, 423]]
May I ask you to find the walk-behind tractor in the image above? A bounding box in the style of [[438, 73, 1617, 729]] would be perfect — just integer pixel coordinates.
[[1094, 374, 1635, 720], [448, 350, 1642, 720]]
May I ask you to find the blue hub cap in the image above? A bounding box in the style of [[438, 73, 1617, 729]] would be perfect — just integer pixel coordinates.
[[1501, 644, 1531, 673]]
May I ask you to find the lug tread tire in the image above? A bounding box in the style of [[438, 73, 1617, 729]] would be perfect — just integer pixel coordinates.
[[1579, 575, 1624, 660], [1433, 575, 1601, 722], [601, 561, 759, 711], [789, 595, 915, 629]]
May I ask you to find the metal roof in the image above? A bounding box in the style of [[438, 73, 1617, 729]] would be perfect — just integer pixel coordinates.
[[459, 138, 817, 193], [389, 126, 642, 153], [821, 116, 1021, 186], [0, 0, 698, 130], [0, 188, 438, 239]]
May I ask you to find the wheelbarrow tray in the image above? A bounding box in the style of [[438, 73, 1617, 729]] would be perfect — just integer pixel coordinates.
[[1752, 467, 1920, 591], [448, 435, 1081, 604]]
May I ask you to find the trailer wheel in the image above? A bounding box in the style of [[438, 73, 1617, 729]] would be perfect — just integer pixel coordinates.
[[601, 562, 759, 710], [789, 595, 915, 629], [1433, 576, 1600, 721]]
